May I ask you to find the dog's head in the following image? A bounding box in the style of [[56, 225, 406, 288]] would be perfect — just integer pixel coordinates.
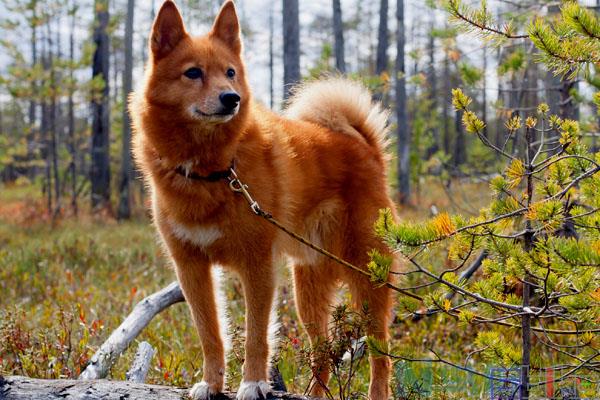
[[144, 0, 249, 129]]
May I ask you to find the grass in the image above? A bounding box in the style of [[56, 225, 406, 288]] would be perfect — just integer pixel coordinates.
[[0, 182, 198, 385], [1, 178, 590, 399]]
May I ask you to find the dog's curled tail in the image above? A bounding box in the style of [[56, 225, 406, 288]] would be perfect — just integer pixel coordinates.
[[284, 77, 390, 156]]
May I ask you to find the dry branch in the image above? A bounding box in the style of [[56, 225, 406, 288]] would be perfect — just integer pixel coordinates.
[[78, 281, 288, 392], [0, 376, 314, 400], [79, 282, 184, 380], [126, 341, 155, 383]]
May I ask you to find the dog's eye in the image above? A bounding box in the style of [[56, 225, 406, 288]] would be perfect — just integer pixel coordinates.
[[226, 68, 236, 79], [184, 67, 203, 80]]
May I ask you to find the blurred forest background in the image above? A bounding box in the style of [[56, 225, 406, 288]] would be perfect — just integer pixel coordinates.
[[1, 0, 600, 399], [0, 0, 597, 215]]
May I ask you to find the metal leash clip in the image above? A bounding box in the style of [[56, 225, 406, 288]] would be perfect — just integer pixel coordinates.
[[228, 168, 261, 215]]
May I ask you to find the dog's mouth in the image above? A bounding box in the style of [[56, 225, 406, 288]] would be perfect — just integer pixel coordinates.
[[191, 106, 238, 123]]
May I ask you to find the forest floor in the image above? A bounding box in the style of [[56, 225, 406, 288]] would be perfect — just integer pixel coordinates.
[[0, 179, 575, 399]]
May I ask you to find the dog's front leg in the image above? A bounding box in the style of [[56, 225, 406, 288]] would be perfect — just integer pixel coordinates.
[[170, 251, 226, 399], [236, 261, 275, 400]]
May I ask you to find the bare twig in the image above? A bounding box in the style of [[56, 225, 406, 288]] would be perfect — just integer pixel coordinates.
[[79, 282, 184, 380], [126, 341, 155, 383]]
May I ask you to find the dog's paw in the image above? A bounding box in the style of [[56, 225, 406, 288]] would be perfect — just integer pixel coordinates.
[[189, 381, 219, 400], [236, 381, 271, 400]]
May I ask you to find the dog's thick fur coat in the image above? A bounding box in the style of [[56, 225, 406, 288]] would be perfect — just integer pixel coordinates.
[[131, 1, 397, 399]]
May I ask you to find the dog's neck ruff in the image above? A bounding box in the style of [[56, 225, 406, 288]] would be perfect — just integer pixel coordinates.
[[174, 159, 235, 182]]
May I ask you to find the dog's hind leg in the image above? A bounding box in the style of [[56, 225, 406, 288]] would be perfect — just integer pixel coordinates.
[[293, 263, 338, 398], [343, 239, 394, 400], [349, 279, 392, 400]]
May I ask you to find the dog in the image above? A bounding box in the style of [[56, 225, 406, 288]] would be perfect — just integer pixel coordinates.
[[130, 1, 397, 399]]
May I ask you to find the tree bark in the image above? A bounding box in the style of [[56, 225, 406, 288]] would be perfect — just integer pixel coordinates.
[[452, 63, 465, 167], [29, 5, 37, 130], [0, 376, 314, 400], [482, 45, 488, 139], [269, 6, 275, 109], [453, 109, 465, 167], [332, 0, 345, 73], [495, 45, 504, 153], [117, 0, 135, 220], [28, 1, 38, 181], [91, 0, 111, 210], [396, 0, 410, 203], [373, 0, 388, 102], [282, 0, 300, 100], [68, 2, 78, 216], [442, 46, 450, 156], [47, 20, 61, 220], [375, 0, 388, 76], [426, 16, 439, 157], [41, 31, 52, 213], [520, 127, 536, 400]]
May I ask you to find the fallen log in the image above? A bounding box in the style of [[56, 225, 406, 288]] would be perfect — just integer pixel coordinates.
[[0, 376, 313, 400]]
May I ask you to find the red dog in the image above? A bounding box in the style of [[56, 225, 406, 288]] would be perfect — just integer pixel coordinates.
[[131, 1, 396, 398]]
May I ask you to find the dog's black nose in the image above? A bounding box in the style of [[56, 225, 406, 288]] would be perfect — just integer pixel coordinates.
[[219, 92, 241, 110]]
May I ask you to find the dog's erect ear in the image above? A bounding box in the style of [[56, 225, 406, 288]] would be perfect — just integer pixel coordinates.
[[150, 1, 187, 60], [210, 1, 241, 54]]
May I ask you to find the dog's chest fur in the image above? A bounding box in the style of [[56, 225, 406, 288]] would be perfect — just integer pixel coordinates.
[[167, 219, 224, 249]]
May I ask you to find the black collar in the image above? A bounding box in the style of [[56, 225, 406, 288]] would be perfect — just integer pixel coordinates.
[[175, 160, 235, 182]]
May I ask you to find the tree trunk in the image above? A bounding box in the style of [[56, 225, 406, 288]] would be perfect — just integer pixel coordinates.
[[269, 5, 275, 109], [41, 101, 51, 212], [118, 0, 135, 220], [0, 376, 314, 400], [47, 20, 61, 220], [496, 46, 504, 153], [454, 109, 465, 166], [396, 0, 409, 203], [91, 0, 111, 210], [51, 74, 60, 219], [29, 12, 37, 130], [426, 17, 439, 158], [68, 2, 78, 216], [482, 45, 488, 139], [374, 0, 388, 101], [353, 0, 363, 70], [332, 0, 345, 73], [28, 2, 38, 180], [453, 62, 465, 167], [559, 79, 578, 121], [282, 0, 300, 100], [41, 31, 52, 214], [442, 45, 450, 156]]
